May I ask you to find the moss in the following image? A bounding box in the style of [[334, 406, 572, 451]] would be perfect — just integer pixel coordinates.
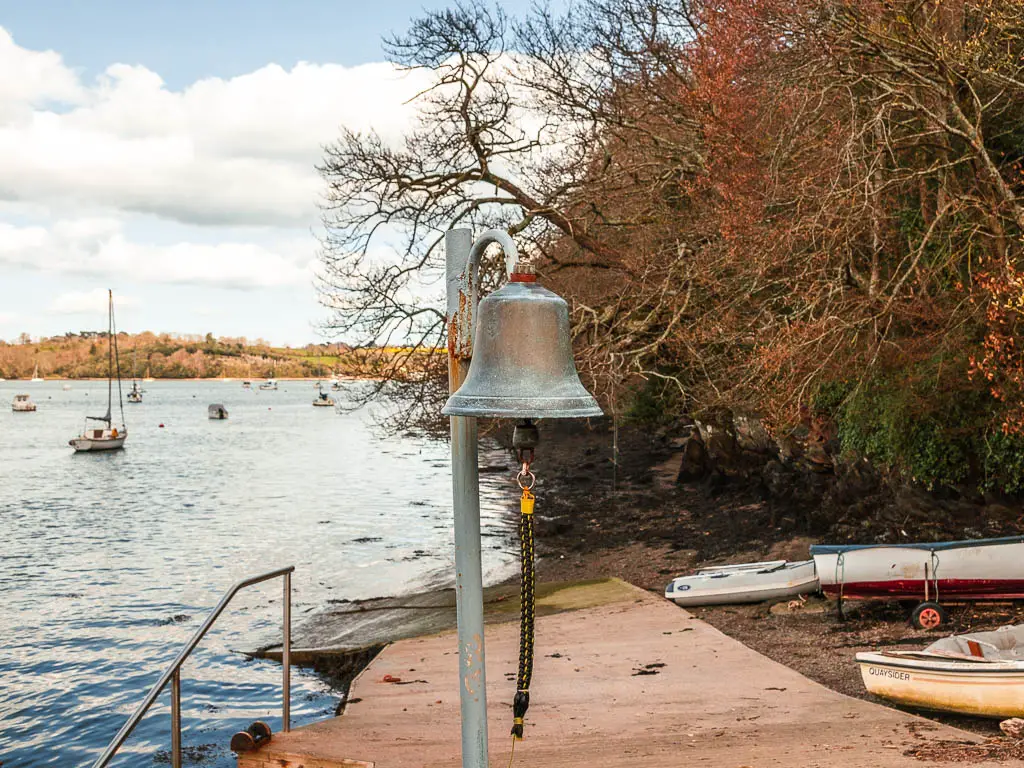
[[818, 358, 1024, 494]]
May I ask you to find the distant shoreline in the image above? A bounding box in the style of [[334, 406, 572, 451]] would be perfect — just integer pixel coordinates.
[[0, 376, 379, 383]]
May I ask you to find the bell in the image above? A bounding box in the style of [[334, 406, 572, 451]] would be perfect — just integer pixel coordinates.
[[443, 268, 603, 419]]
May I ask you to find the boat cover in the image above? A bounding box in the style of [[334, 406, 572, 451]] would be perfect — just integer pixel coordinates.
[[810, 535, 1024, 555], [925, 625, 1024, 661]]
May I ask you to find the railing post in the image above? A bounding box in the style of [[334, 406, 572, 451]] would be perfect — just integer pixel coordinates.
[[283, 570, 291, 732], [170, 670, 182, 768]]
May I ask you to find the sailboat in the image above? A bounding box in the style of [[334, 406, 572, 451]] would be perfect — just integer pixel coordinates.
[[69, 290, 127, 452], [127, 346, 143, 403], [30, 363, 43, 382], [143, 364, 154, 383]]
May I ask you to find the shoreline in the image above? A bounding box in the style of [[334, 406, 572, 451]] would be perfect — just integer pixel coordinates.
[[299, 418, 1021, 756], [1, 376, 379, 382]]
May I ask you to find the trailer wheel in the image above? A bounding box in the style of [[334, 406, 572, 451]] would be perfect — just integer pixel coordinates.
[[910, 601, 947, 630]]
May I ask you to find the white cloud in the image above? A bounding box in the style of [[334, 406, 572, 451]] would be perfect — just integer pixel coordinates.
[[48, 289, 139, 315], [0, 28, 430, 227], [0, 218, 312, 289]]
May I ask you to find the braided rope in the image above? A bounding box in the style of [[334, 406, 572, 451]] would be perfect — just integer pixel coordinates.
[[511, 489, 536, 740]]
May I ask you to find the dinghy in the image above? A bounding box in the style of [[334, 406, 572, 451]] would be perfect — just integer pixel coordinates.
[[811, 536, 1024, 627], [12, 394, 37, 412], [857, 625, 1024, 718], [665, 560, 818, 606]]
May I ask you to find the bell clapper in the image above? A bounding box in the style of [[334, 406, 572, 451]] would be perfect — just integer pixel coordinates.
[[511, 420, 539, 750]]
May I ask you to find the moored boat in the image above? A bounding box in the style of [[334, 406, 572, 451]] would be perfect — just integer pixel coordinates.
[[857, 625, 1024, 718], [313, 384, 335, 407], [665, 560, 818, 606], [30, 363, 43, 382], [811, 536, 1024, 627], [69, 290, 127, 453], [12, 394, 37, 412], [259, 378, 278, 391], [208, 403, 229, 419], [126, 347, 144, 403]]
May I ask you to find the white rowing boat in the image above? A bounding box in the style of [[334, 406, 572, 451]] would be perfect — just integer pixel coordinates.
[[665, 560, 818, 606], [857, 625, 1024, 717]]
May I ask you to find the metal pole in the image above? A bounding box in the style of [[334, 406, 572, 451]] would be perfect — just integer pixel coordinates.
[[170, 670, 182, 768], [446, 228, 488, 768], [283, 570, 291, 732]]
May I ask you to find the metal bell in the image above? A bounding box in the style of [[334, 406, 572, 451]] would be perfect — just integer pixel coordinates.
[[442, 269, 603, 419]]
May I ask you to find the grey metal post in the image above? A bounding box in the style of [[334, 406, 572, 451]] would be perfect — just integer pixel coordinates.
[[170, 670, 181, 768], [283, 570, 291, 732], [446, 228, 488, 768], [446, 227, 519, 768]]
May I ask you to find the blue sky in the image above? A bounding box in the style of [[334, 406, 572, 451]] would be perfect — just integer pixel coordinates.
[[0, 0, 552, 345]]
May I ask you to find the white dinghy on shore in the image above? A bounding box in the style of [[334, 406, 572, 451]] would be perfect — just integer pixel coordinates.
[[665, 559, 819, 606], [857, 625, 1024, 718]]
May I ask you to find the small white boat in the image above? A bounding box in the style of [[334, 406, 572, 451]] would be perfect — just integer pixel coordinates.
[[70, 290, 127, 453], [665, 560, 818, 606], [70, 426, 126, 452], [12, 394, 37, 412], [30, 363, 43, 382], [259, 378, 278, 391], [242, 380, 252, 389], [857, 625, 1024, 717], [208, 403, 229, 420], [62, 383, 72, 391]]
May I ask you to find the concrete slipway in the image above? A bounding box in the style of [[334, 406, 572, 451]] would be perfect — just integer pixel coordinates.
[[240, 580, 1001, 768]]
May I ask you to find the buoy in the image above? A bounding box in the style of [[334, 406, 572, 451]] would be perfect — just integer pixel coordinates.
[[159, 423, 165, 428]]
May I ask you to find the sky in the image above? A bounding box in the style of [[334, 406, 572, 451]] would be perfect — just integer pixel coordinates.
[[0, 0, 551, 346]]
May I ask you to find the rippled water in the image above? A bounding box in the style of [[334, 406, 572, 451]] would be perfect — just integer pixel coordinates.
[[0, 380, 517, 768]]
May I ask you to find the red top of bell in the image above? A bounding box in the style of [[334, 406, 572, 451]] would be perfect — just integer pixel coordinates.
[[509, 261, 537, 282]]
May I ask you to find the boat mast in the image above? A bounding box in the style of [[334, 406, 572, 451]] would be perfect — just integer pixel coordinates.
[[107, 291, 113, 423], [111, 290, 125, 426]]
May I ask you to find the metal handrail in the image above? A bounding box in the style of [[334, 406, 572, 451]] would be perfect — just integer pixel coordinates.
[[92, 565, 294, 768]]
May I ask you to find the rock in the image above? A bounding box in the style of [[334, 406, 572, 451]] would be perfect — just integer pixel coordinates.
[[767, 536, 817, 562], [698, 422, 740, 465], [775, 434, 803, 463], [734, 413, 773, 453], [762, 460, 796, 498], [676, 433, 708, 483], [1000, 718, 1024, 739]]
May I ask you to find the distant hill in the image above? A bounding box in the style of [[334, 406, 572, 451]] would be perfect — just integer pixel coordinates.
[[0, 332, 435, 380]]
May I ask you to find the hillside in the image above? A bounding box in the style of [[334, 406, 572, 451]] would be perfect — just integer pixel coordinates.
[[0, 332, 435, 380]]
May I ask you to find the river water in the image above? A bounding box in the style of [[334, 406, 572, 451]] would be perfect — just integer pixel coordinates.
[[0, 380, 518, 767]]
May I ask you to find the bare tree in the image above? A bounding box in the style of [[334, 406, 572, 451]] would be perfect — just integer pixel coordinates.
[[316, 1, 704, 425]]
